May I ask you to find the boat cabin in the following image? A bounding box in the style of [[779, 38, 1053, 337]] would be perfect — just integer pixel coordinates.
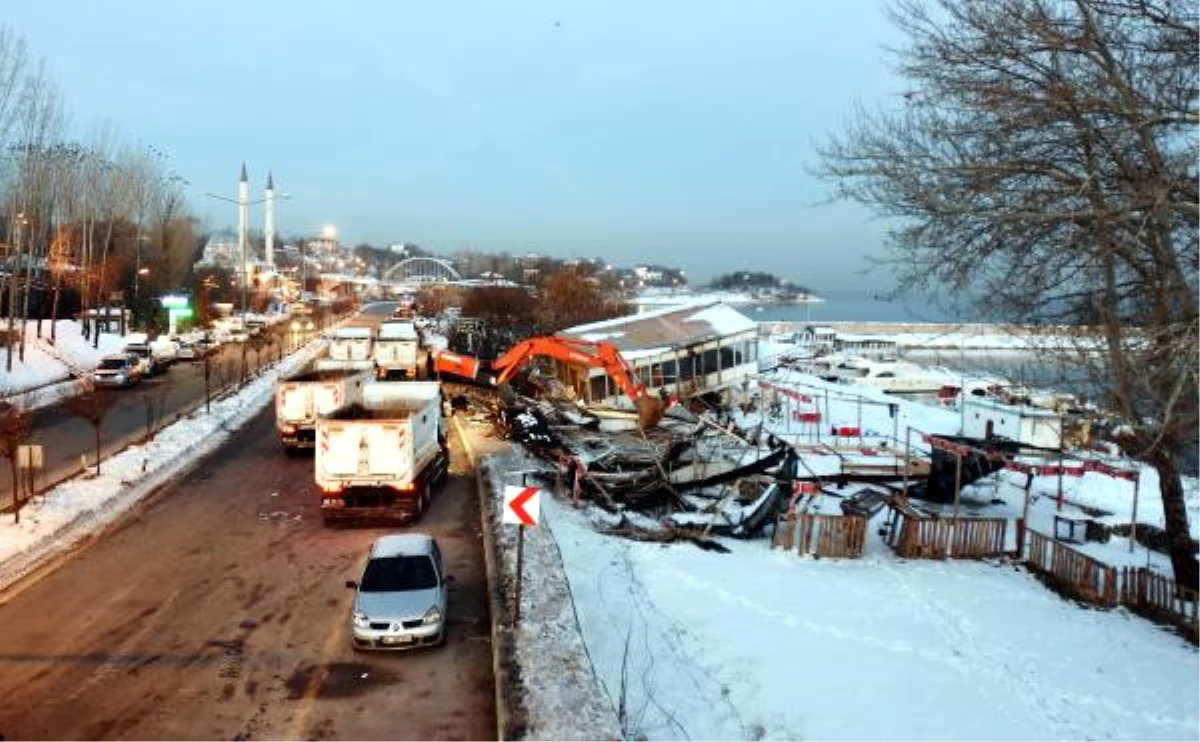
[[961, 397, 1063, 450]]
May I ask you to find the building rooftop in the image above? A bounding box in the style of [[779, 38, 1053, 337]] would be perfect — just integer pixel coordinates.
[[559, 302, 756, 357]]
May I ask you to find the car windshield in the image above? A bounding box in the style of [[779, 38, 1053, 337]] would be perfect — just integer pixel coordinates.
[[98, 358, 127, 370], [359, 555, 438, 592]]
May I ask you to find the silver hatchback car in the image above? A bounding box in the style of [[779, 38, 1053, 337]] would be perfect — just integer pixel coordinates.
[[346, 534, 450, 651]]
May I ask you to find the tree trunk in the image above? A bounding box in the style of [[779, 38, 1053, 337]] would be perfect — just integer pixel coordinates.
[[50, 276, 60, 343], [1151, 451, 1199, 590], [19, 243, 34, 362], [9, 457, 18, 524], [5, 263, 17, 373]]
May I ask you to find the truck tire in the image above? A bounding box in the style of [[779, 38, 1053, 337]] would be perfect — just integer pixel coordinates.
[[433, 447, 450, 491]]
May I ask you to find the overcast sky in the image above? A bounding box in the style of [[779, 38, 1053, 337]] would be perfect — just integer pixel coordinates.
[[5, 2, 906, 289]]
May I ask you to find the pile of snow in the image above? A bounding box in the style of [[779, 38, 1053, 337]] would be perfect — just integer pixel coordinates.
[[476, 446, 624, 742], [0, 321, 126, 401]]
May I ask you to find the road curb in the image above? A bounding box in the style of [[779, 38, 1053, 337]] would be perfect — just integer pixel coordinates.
[[455, 415, 515, 741]]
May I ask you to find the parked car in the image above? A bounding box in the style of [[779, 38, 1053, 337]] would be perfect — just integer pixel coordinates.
[[176, 340, 202, 361], [345, 534, 449, 651], [92, 354, 142, 388]]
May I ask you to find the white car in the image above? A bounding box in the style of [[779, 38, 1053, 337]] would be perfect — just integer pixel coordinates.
[[345, 534, 450, 651], [93, 354, 142, 388]]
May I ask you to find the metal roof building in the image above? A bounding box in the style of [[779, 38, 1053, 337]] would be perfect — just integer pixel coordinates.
[[556, 301, 759, 407]]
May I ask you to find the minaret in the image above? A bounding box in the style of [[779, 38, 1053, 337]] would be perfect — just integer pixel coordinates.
[[264, 171, 276, 270], [237, 163, 249, 314]]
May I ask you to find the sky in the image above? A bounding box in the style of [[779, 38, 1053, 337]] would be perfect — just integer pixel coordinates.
[[3, 1, 907, 290]]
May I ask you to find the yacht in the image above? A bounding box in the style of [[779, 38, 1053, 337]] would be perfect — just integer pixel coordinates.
[[817, 355, 958, 394]]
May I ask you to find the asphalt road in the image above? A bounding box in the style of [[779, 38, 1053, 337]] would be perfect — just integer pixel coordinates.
[[0, 398, 496, 740], [5, 322, 316, 498]]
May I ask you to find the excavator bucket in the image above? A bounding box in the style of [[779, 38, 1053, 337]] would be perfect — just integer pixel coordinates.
[[634, 394, 666, 429]]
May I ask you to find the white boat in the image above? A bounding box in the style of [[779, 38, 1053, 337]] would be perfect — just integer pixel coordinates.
[[817, 355, 957, 394]]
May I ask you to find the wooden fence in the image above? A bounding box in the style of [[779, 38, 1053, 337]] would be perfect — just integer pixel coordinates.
[[1119, 566, 1200, 643], [773, 513, 866, 558], [890, 514, 1008, 559], [1025, 529, 1119, 607]]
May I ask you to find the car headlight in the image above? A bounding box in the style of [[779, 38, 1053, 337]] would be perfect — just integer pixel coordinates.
[[422, 606, 443, 626], [352, 610, 369, 628], [116, 374, 126, 381]]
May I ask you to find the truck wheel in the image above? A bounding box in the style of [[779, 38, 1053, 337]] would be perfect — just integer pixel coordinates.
[[434, 448, 450, 491]]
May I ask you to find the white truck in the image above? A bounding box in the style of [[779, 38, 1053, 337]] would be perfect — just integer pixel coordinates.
[[328, 325, 376, 362], [373, 319, 421, 380], [123, 332, 165, 376], [275, 359, 374, 451], [314, 381, 449, 525]]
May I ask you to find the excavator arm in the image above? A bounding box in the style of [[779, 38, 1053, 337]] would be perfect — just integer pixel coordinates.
[[490, 336, 664, 427]]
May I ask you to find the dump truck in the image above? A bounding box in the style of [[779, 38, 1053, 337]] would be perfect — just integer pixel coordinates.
[[373, 319, 421, 380], [314, 381, 449, 525], [274, 359, 374, 451], [328, 325, 376, 362]]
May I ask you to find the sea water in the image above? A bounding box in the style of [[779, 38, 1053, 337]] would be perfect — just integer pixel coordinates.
[[732, 288, 978, 324]]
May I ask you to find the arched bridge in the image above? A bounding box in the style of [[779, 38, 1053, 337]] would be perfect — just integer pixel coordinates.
[[381, 256, 462, 284]]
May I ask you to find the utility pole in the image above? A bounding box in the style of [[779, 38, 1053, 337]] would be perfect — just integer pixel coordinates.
[[237, 163, 249, 323]]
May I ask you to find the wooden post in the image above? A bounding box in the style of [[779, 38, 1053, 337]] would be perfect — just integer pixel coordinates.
[[1056, 448, 1064, 511], [950, 452, 963, 557], [1129, 473, 1141, 554], [902, 426, 912, 496], [1019, 475, 1033, 556]]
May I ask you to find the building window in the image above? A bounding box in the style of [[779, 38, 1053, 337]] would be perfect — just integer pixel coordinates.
[[679, 353, 694, 380], [719, 346, 735, 370], [661, 359, 677, 384], [702, 348, 719, 375], [590, 374, 609, 401]]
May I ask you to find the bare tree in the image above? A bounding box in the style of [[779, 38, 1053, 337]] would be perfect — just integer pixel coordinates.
[[816, 0, 1198, 587], [63, 382, 117, 475], [0, 401, 33, 523], [202, 350, 215, 414]]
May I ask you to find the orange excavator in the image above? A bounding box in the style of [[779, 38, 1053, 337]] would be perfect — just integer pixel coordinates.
[[432, 336, 666, 428]]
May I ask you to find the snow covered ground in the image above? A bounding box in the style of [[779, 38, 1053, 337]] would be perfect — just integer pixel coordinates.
[[2, 316, 1197, 741], [0, 321, 129, 409], [475, 360, 1199, 741]]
